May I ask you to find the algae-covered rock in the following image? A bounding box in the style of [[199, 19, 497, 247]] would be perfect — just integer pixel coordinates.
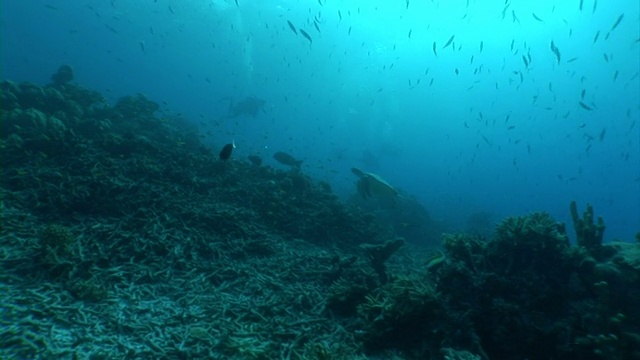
[[50, 64, 74, 85], [4, 108, 47, 132], [0, 80, 20, 111], [114, 93, 159, 119], [17, 81, 47, 108]]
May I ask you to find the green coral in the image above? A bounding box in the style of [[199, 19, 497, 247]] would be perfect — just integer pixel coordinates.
[[357, 274, 444, 353], [326, 276, 373, 317]]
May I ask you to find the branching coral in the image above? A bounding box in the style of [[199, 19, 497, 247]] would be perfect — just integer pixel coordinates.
[[570, 201, 606, 252]]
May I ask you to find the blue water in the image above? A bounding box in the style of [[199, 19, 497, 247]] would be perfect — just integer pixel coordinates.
[[2, 1, 638, 241]]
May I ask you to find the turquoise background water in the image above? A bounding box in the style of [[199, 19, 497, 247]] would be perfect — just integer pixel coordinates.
[[2, 0, 638, 241]]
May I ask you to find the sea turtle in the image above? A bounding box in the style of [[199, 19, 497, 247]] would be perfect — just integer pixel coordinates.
[[351, 167, 398, 200]]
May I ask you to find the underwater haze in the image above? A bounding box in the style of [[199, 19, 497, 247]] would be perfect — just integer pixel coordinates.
[[1, 0, 639, 241]]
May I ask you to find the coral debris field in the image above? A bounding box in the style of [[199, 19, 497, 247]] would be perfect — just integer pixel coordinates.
[[1, 72, 639, 359]]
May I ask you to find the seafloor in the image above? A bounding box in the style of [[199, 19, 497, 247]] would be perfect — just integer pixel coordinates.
[[1, 70, 639, 360]]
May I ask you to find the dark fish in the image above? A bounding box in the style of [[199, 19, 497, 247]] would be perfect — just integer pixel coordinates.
[[578, 101, 593, 110], [443, 35, 455, 49], [247, 154, 262, 166], [313, 21, 321, 33], [599, 128, 606, 141], [299, 29, 312, 43], [219, 141, 235, 161], [501, 2, 510, 19], [432, 42, 437, 56], [593, 31, 600, 43], [579, 0, 583, 11], [286, 20, 297, 34], [512, 10, 520, 24], [408, 29, 412, 38], [273, 151, 303, 168], [479, 41, 483, 52], [609, 14, 624, 33], [522, 55, 529, 67], [532, 13, 543, 22], [550, 40, 561, 63]]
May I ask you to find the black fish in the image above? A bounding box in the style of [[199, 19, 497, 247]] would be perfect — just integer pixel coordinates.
[[273, 151, 302, 168], [299, 29, 312, 43], [609, 14, 624, 33], [578, 101, 593, 110], [219, 142, 235, 161], [443, 35, 454, 49], [286, 20, 297, 35], [550, 40, 561, 63]]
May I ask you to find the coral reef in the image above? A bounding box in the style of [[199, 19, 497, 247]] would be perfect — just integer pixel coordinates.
[[350, 211, 639, 359], [0, 74, 393, 359], [2, 72, 638, 360]]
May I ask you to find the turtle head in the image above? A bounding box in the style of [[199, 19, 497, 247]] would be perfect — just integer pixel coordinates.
[[351, 167, 365, 178]]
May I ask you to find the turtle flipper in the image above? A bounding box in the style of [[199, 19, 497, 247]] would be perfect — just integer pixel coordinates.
[[356, 179, 370, 199]]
